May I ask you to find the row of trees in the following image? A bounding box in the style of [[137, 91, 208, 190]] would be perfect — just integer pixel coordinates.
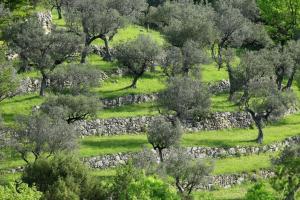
[[1, 108, 299, 199], [1, 0, 299, 144]]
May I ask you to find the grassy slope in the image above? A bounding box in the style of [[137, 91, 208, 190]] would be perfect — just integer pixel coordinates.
[[80, 113, 300, 157], [0, 92, 237, 125], [193, 181, 279, 200]]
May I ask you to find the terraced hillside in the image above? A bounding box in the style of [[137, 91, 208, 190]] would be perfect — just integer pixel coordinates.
[[1, 1, 300, 200]]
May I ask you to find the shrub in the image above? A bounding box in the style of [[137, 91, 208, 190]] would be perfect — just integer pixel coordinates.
[[0, 182, 42, 200], [49, 64, 103, 95], [22, 154, 107, 199], [245, 182, 277, 200], [112, 162, 180, 200]]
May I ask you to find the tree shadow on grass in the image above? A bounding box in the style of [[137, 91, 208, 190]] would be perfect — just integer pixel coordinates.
[[0, 95, 41, 105], [80, 137, 149, 155], [182, 138, 236, 148]]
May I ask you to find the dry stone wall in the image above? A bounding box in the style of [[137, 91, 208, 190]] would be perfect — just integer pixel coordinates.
[[76, 112, 252, 136], [101, 80, 230, 108], [85, 135, 300, 169], [199, 170, 275, 189]]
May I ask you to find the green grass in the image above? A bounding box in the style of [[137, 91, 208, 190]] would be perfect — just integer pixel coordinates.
[[0, 92, 236, 124], [193, 181, 279, 200], [51, 9, 67, 28], [86, 54, 119, 72], [211, 94, 238, 112], [98, 93, 238, 119], [99, 102, 159, 119], [0, 173, 22, 184], [88, 153, 275, 177], [86, 152, 280, 180], [92, 72, 166, 99], [91, 25, 165, 47], [18, 70, 40, 79], [80, 113, 300, 157], [202, 63, 228, 82], [0, 94, 44, 125], [213, 153, 275, 175], [80, 135, 150, 157]]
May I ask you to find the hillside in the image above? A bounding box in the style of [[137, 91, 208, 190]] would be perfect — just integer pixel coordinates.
[[0, 0, 300, 200]]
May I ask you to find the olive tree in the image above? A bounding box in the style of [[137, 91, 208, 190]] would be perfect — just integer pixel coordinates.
[[115, 35, 162, 88], [49, 64, 103, 95], [163, 40, 208, 76], [272, 145, 300, 200], [162, 148, 213, 197], [0, 64, 19, 102], [151, 1, 216, 48], [261, 47, 294, 91], [159, 77, 211, 121], [212, 0, 249, 69], [40, 95, 101, 124], [12, 113, 78, 163], [65, 0, 147, 63], [236, 51, 296, 143], [284, 40, 300, 89], [147, 118, 182, 162], [241, 78, 296, 144], [212, 0, 271, 100], [4, 17, 82, 96], [48, 0, 64, 19]]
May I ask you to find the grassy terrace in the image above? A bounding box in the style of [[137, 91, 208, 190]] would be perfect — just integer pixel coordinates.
[[0, 151, 276, 178], [193, 181, 281, 200], [79, 113, 300, 157], [0, 92, 237, 125], [1, 112, 299, 173]]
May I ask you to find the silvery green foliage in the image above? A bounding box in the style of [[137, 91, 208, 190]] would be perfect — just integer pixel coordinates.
[[115, 35, 162, 88], [229, 0, 260, 21], [237, 50, 297, 143], [132, 147, 158, 174], [4, 17, 82, 96], [40, 94, 101, 124], [12, 114, 78, 163], [159, 77, 211, 121], [284, 40, 300, 89], [64, 0, 123, 62], [65, 0, 147, 62], [161, 148, 213, 196], [0, 3, 8, 18], [108, 0, 148, 23], [149, 1, 217, 47], [212, 0, 249, 68], [147, 117, 182, 161], [163, 40, 209, 76], [0, 64, 19, 102], [49, 64, 103, 95]]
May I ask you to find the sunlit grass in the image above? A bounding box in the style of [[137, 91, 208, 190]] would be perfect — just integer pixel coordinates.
[[193, 181, 279, 200], [92, 72, 166, 99], [80, 113, 300, 157], [99, 102, 159, 119], [0, 94, 44, 125], [91, 25, 165, 47]]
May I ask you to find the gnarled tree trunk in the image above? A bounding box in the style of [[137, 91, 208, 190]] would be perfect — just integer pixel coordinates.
[[40, 72, 48, 96]]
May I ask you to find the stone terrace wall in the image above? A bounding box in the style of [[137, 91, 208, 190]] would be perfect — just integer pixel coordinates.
[[76, 112, 252, 136], [199, 170, 275, 189], [85, 136, 300, 169], [101, 93, 158, 108], [101, 80, 230, 108]]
